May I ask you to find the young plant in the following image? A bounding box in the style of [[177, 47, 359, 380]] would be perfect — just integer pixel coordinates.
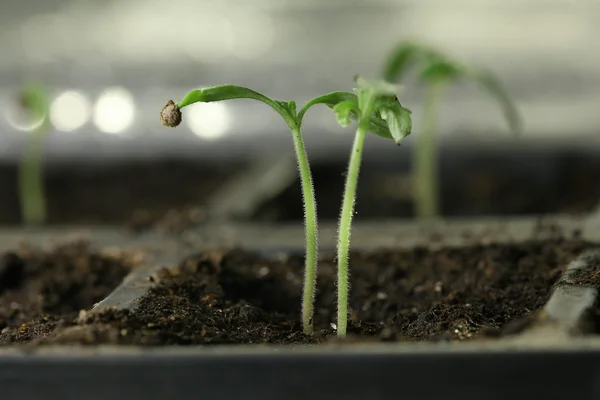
[[382, 41, 522, 219], [332, 76, 412, 337], [18, 82, 51, 225], [160, 85, 375, 335]]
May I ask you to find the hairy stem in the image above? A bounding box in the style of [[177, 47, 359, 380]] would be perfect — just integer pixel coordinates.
[[19, 126, 46, 225], [336, 111, 371, 337], [414, 80, 446, 219], [289, 126, 319, 335]]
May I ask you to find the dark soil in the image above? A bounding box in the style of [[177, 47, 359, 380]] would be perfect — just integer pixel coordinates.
[[2, 151, 599, 229], [253, 153, 600, 221], [15, 237, 593, 346], [0, 160, 242, 230], [0, 242, 133, 343]]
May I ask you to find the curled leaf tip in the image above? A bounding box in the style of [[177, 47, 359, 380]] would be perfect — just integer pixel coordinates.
[[160, 100, 182, 127]]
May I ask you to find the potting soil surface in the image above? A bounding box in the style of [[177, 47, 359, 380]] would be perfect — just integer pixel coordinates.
[[0, 242, 132, 343], [1, 237, 593, 346]]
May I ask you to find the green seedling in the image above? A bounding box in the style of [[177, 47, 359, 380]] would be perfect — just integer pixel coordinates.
[[161, 83, 411, 337], [160, 85, 389, 335], [18, 82, 50, 225], [332, 76, 412, 337], [383, 41, 522, 219]]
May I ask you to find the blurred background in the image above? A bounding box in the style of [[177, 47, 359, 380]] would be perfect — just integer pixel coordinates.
[[1, 0, 599, 226]]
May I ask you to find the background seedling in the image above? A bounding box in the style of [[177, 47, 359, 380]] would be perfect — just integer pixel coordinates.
[[17, 82, 50, 225], [161, 85, 379, 335], [333, 76, 412, 337], [383, 41, 522, 219]]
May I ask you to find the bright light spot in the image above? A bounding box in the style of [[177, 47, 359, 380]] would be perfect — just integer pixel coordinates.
[[186, 102, 231, 140], [50, 91, 91, 132], [3, 98, 45, 132], [93, 87, 135, 134]]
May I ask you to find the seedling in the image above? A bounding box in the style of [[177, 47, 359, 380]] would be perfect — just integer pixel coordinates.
[[17, 82, 50, 225], [382, 41, 522, 218], [331, 76, 412, 337], [160, 85, 386, 335]]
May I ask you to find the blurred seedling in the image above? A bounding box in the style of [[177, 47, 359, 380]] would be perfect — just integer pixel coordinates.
[[383, 41, 522, 219], [17, 82, 50, 225]]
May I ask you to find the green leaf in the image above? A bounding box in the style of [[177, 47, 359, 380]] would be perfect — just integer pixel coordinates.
[[321, 94, 394, 140], [468, 69, 523, 135], [319, 86, 412, 141], [174, 85, 298, 129], [382, 41, 443, 82], [379, 105, 412, 145], [177, 85, 282, 108], [304, 83, 410, 142], [419, 60, 462, 84], [353, 76, 410, 134], [332, 100, 358, 128], [382, 41, 522, 136], [288, 101, 297, 117], [275, 100, 298, 118], [367, 115, 396, 139], [382, 42, 423, 82], [296, 91, 358, 124]]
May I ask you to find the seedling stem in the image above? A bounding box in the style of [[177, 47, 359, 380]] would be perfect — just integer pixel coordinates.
[[289, 124, 319, 334], [18, 83, 50, 225], [414, 79, 446, 218], [333, 77, 412, 337], [335, 97, 375, 337]]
